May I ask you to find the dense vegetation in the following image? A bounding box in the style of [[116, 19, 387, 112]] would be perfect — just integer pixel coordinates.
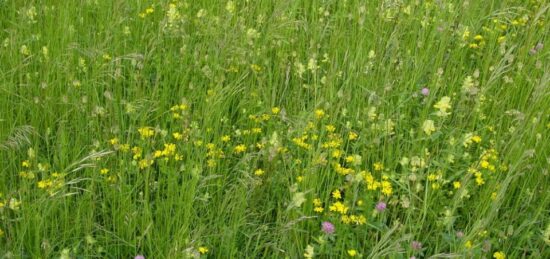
[[0, 0, 548, 258]]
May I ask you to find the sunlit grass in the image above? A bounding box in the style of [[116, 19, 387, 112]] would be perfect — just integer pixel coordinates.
[[0, 0, 549, 258]]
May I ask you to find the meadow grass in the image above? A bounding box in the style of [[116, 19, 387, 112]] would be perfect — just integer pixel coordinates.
[[0, 0, 549, 258]]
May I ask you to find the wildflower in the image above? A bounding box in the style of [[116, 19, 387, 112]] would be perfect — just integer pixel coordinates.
[[375, 201, 387, 212], [22, 160, 30, 168], [307, 58, 318, 72], [109, 138, 119, 145], [20, 45, 30, 56], [434, 96, 452, 117], [315, 109, 325, 119], [102, 53, 111, 61], [373, 162, 384, 171], [138, 159, 154, 169], [135, 255, 145, 259], [172, 132, 183, 140], [381, 180, 393, 195], [254, 169, 265, 176], [493, 251, 506, 259], [221, 135, 231, 142], [250, 64, 262, 73], [304, 245, 315, 258], [453, 181, 461, 189], [100, 168, 109, 175], [271, 107, 280, 114], [225, 1, 236, 14], [313, 198, 322, 206], [290, 192, 306, 208], [234, 144, 247, 154], [37, 179, 52, 189], [347, 249, 357, 257], [321, 221, 335, 234], [332, 189, 342, 199], [138, 127, 155, 139], [8, 198, 21, 211], [411, 241, 422, 250], [422, 120, 436, 135], [348, 131, 358, 140], [198, 247, 208, 254], [329, 201, 348, 214], [421, 87, 429, 96]]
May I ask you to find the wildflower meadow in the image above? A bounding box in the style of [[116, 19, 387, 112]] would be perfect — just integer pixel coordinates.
[[0, 0, 549, 258]]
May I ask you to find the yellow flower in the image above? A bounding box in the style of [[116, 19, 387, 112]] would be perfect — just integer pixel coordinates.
[[480, 160, 489, 168], [422, 120, 436, 135], [37, 179, 52, 189], [221, 135, 231, 142], [22, 160, 31, 168], [100, 168, 109, 175], [109, 138, 119, 145], [304, 245, 315, 259], [198, 247, 209, 254], [173, 132, 183, 140], [138, 159, 153, 169], [345, 155, 355, 163], [348, 131, 358, 140], [381, 180, 393, 195], [271, 107, 280, 114], [329, 201, 348, 214], [234, 144, 247, 154], [453, 181, 461, 189], [20, 45, 30, 56], [315, 109, 325, 119], [254, 169, 265, 176], [493, 251, 506, 259], [347, 249, 357, 257], [332, 189, 342, 199], [313, 198, 322, 206], [225, 1, 235, 13], [434, 96, 452, 117], [138, 127, 155, 139]]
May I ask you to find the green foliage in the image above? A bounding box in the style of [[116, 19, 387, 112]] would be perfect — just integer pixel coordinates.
[[0, 0, 548, 258]]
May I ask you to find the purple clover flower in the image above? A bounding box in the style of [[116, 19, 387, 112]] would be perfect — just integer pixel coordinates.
[[411, 241, 422, 251], [421, 88, 430, 96], [375, 201, 387, 212], [321, 221, 335, 234]]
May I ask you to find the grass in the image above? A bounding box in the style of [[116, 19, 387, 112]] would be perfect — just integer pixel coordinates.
[[0, 0, 549, 258]]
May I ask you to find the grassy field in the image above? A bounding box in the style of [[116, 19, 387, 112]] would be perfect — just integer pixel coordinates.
[[0, 0, 549, 258]]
